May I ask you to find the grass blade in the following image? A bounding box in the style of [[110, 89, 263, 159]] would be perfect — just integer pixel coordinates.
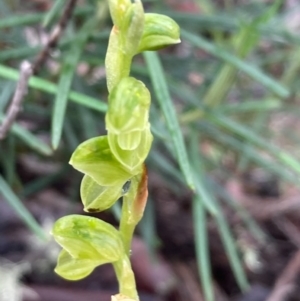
[[0, 65, 108, 112], [181, 29, 290, 98], [43, 0, 65, 28], [0, 13, 43, 29], [202, 20, 262, 108], [216, 98, 281, 113], [193, 194, 214, 301], [190, 131, 214, 301], [190, 130, 249, 292], [215, 208, 249, 291], [208, 178, 267, 244], [51, 18, 97, 149], [209, 113, 300, 177], [22, 167, 68, 197], [144, 51, 195, 190], [193, 176, 218, 216], [139, 197, 157, 260], [0, 46, 40, 61], [0, 6, 93, 29], [199, 123, 298, 184], [0, 175, 47, 240], [173, 80, 299, 181], [0, 81, 15, 111]]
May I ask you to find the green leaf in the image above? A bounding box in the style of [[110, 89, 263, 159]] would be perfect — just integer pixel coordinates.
[[144, 51, 195, 190], [137, 13, 180, 53], [0, 175, 47, 240], [52, 215, 124, 279], [181, 29, 290, 98], [52, 215, 124, 260], [52, 18, 97, 149], [80, 175, 123, 212], [69, 135, 138, 186]]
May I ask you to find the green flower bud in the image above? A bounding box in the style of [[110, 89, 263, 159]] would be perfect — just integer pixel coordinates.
[[106, 77, 150, 134], [106, 27, 132, 93], [80, 175, 124, 213], [108, 0, 131, 28], [69, 136, 140, 186], [137, 13, 180, 53], [55, 249, 101, 281], [117, 130, 141, 150], [105, 1, 144, 92], [52, 215, 124, 280], [108, 124, 153, 171], [121, 0, 144, 55]]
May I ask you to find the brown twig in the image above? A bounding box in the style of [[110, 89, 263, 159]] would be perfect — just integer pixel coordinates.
[[0, 61, 33, 139], [32, 0, 78, 75], [0, 0, 78, 140]]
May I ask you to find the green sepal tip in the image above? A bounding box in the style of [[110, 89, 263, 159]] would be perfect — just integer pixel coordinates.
[[69, 135, 139, 186], [52, 215, 124, 280], [80, 174, 124, 213], [137, 13, 181, 53]]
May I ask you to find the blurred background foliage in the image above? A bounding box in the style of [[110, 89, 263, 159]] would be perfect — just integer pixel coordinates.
[[1, 0, 300, 301]]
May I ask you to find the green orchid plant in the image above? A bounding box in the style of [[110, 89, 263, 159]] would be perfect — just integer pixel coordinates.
[[51, 1, 180, 300]]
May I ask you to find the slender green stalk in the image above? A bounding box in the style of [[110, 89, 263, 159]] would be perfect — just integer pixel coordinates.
[[144, 51, 195, 190], [120, 202, 136, 256], [113, 256, 138, 299]]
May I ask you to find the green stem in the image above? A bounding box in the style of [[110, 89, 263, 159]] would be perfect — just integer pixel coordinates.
[[120, 196, 137, 256], [113, 255, 138, 300]]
